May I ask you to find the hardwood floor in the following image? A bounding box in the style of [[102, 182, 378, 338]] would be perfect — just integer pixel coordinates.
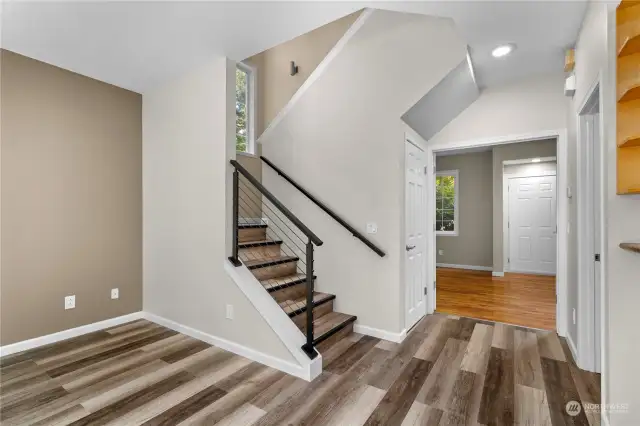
[[436, 268, 557, 331], [0, 315, 599, 425]]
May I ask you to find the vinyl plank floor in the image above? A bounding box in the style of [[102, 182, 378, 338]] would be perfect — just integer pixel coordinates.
[[0, 315, 600, 425]]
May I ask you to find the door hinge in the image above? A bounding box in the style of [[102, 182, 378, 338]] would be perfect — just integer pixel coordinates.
[[595, 253, 601, 262], [424, 287, 427, 295], [424, 166, 427, 175]]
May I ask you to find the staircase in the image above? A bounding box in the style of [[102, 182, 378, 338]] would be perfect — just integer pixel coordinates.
[[238, 223, 357, 351], [228, 159, 363, 360]]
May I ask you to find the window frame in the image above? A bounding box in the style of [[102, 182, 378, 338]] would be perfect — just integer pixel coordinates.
[[236, 62, 256, 155], [435, 169, 459, 237]]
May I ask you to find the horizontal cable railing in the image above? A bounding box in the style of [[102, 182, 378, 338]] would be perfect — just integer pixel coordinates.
[[260, 156, 386, 257], [229, 159, 322, 359]]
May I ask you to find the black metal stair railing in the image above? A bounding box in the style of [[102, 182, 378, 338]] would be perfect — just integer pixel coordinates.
[[229, 160, 322, 359]]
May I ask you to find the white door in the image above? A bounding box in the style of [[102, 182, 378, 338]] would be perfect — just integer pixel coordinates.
[[405, 140, 427, 330], [508, 175, 557, 275]]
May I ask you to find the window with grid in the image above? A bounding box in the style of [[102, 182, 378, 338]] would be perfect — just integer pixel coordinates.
[[236, 63, 254, 153], [435, 170, 458, 236]]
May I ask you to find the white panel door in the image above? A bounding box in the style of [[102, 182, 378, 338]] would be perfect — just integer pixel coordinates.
[[508, 175, 557, 275], [405, 140, 427, 330]]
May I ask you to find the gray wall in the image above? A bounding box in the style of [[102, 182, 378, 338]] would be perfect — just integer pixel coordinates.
[[492, 138, 557, 272], [436, 151, 493, 268]]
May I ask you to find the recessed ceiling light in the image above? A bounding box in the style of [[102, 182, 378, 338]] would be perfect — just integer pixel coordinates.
[[492, 44, 515, 58], [532, 158, 541, 163]]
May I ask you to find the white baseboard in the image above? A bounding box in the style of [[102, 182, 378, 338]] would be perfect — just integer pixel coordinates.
[[566, 332, 579, 366], [492, 272, 505, 277], [437, 263, 493, 272], [354, 324, 407, 343], [142, 312, 315, 381], [0, 312, 144, 357]]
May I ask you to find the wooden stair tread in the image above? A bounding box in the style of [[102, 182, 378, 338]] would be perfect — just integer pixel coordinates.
[[279, 292, 335, 316], [245, 255, 298, 269], [312, 312, 357, 345], [261, 274, 312, 292], [238, 223, 268, 229], [238, 239, 283, 248]]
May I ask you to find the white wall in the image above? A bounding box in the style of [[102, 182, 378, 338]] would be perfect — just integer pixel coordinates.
[[142, 56, 296, 364], [571, 2, 640, 423], [429, 73, 569, 145], [261, 10, 467, 334]]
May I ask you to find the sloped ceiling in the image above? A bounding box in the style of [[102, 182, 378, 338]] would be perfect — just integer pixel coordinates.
[[402, 57, 480, 142]]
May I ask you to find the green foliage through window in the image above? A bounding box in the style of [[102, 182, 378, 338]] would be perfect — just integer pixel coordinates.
[[236, 67, 248, 152], [436, 174, 456, 232]]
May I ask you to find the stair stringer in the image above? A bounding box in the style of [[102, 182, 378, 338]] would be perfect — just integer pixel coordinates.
[[224, 260, 322, 381]]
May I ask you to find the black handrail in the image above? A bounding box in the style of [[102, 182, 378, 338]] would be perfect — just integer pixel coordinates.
[[260, 156, 386, 257], [229, 160, 323, 247]]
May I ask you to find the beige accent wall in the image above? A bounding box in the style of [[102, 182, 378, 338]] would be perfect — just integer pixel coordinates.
[[436, 151, 493, 268], [0, 50, 143, 345], [492, 139, 557, 272]]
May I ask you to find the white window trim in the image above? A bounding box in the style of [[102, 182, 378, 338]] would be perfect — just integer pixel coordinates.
[[435, 169, 459, 237], [237, 61, 256, 155]]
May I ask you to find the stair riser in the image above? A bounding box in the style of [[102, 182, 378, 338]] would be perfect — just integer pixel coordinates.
[[239, 245, 281, 261], [316, 322, 355, 353], [293, 300, 334, 331], [251, 262, 298, 281], [269, 282, 307, 303], [238, 228, 266, 243]]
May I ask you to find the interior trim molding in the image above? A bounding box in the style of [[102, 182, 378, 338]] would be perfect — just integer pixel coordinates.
[[492, 271, 505, 277], [436, 263, 492, 272], [142, 312, 316, 381], [353, 324, 407, 343], [566, 332, 580, 367], [258, 8, 374, 144], [0, 311, 144, 357]]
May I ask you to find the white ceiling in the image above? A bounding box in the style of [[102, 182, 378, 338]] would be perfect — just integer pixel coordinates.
[[1, 1, 587, 93]]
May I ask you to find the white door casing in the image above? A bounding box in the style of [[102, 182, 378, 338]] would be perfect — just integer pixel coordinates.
[[590, 114, 602, 373], [508, 175, 557, 275], [405, 139, 427, 330]]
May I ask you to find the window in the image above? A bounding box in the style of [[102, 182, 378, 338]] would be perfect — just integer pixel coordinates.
[[435, 170, 458, 236], [236, 63, 255, 153]]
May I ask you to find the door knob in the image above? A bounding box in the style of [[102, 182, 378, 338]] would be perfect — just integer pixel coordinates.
[[406, 245, 416, 251]]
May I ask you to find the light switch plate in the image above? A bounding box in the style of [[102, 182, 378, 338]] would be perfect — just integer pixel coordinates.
[[65, 295, 76, 310], [111, 288, 119, 299], [438, 249, 444, 256], [226, 304, 234, 320], [366, 223, 378, 234]]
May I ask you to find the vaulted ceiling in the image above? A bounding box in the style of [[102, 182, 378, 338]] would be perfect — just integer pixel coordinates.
[[1, 1, 587, 93]]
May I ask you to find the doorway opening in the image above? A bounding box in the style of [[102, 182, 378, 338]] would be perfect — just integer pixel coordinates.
[[427, 132, 568, 333]]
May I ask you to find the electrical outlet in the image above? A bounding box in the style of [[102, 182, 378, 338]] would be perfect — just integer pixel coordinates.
[[573, 308, 576, 325], [65, 295, 76, 310], [226, 304, 234, 320], [366, 223, 378, 234], [111, 288, 119, 299], [438, 249, 444, 256]]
